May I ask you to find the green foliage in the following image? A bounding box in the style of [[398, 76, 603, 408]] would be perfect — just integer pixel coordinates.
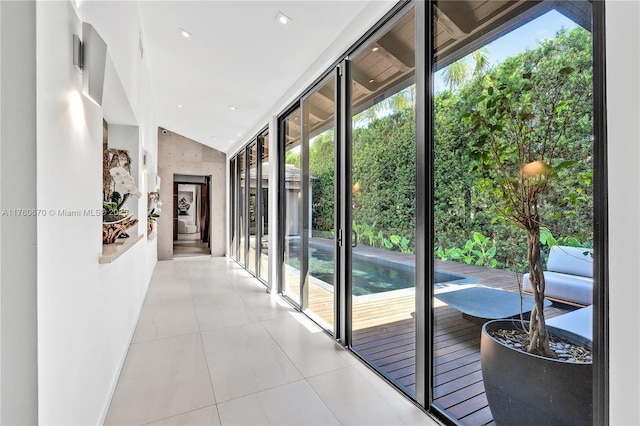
[[389, 234, 413, 254], [352, 109, 416, 242], [302, 28, 593, 273], [434, 27, 593, 271], [435, 231, 498, 268], [351, 220, 414, 254]]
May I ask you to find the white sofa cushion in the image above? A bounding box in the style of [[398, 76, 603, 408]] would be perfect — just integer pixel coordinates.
[[547, 305, 593, 340], [547, 246, 593, 277], [178, 218, 197, 234], [522, 271, 593, 306]]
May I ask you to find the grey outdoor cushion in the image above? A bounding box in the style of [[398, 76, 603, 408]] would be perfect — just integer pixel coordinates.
[[546, 246, 593, 278], [523, 271, 593, 305], [547, 305, 593, 340], [522, 245, 593, 305]]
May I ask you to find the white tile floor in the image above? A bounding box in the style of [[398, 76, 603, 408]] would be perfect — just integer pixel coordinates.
[[105, 257, 439, 426]]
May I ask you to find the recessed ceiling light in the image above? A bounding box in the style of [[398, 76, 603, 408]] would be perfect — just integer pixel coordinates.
[[179, 28, 192, 39], [372, 46, 379, 52], [229, 105, 237, 111], [275, 11, 292, 25], [177, 104, 183, 108], [369, 79, 375, 83]]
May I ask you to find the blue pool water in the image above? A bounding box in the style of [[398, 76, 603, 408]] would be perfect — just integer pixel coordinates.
[[285, 243, 475, 296]]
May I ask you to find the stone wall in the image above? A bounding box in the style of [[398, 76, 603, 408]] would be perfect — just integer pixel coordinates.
[[157, 129, 226, 259]]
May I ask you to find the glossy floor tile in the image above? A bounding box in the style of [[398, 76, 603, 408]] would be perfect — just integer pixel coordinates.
[[217, 380, 340, 425], [106, 257, 438, 425], [201, 321, 303, 402], [105, 333, 215, 425]]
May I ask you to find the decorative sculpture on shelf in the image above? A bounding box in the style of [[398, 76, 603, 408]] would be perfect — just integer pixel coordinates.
[[147, 191, 161, 237], [102, 148, 141, 244]]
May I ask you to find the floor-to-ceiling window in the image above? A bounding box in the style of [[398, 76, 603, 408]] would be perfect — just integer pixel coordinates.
[[247, 142, 258, 275], [430, 2, 598, 424], [238, 149, 246, 267], [259, 0, 606, 422], [258, 130, 270, 283], [348, 6, 417, 395], [230, 157, 237, 260], [305, 77, 337, 332], [230, 127, 270, 286], [281, 107, 303, 306]]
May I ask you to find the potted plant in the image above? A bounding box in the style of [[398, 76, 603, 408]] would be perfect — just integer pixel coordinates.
[[464, 55, 592, 424]]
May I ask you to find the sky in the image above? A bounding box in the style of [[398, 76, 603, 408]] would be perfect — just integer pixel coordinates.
[[434, 9, 580, 93]]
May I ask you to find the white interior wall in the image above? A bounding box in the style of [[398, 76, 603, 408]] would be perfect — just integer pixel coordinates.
[[35, 1, 158, 424], [605, 1, 640, 424], [0, 1, 38, 424]]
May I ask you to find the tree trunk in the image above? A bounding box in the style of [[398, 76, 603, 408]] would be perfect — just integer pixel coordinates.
[[525, 225, 555, 358]]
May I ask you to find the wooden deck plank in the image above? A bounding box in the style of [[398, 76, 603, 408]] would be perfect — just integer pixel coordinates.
[[435, 381, 487, 410], [301, 257, 574, 425], [444, 393, 491, 421], [434, 370, 484, 399], [459, 406, 495, 426]]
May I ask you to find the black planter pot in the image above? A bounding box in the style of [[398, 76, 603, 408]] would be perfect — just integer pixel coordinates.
[[481, 320, 592, 426]]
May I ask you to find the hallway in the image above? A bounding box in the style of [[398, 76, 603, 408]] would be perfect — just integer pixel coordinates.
[[105, 257, 436, 425]]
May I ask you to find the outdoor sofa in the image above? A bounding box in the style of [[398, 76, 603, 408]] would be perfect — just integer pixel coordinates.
[[522, 245, 593, 306]]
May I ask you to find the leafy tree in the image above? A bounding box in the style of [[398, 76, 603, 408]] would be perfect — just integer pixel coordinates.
[[442, 47, 491, 91], [442, 60, 470, 92], [434, 27, 593, 272], [462, 29, 591, 357]]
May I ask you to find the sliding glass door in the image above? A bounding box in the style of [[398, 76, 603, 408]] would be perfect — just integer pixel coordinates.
[[230, 157, 237, 260], [258, 131, 270, 283], [230, 128, 270, 286], [348, 6, 417, 396], [431, 1, 596, 424], [281, 107, 303, 306], [303, 76, 337, 332], [238, 149, 246, 267], [247, 142, 258, 275], [272, 1, 605, 423]]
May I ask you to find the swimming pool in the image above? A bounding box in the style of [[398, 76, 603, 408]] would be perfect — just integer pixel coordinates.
[[285, 242, 476, 296]]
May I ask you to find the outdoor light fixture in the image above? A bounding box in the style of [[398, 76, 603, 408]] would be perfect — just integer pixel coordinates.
[[275, 11, 292, 25], [179, 28, 192, 38], [73, 22, 107, 106]]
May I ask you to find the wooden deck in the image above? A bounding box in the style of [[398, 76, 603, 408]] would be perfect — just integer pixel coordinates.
[[301, 258, 571, 426]]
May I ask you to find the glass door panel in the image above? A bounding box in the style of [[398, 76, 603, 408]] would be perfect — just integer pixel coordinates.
[[238, 150, 246, 267], [303, 77, 336, 333], [247, 142, 258, 275], [282, 108, 302, 305], [349, 6, 417, 396], [259, 132, 270, 283], [431, 3, 594, 423], [230, 157, 237, 260]]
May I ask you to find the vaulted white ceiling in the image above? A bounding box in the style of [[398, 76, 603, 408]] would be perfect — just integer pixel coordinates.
[[136, 1, 396, 153]]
